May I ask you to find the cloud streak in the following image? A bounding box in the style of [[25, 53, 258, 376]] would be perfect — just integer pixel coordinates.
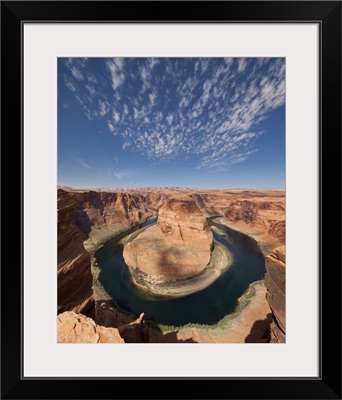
[[113, 169, 140, 180], [70, 155, 93, 170]]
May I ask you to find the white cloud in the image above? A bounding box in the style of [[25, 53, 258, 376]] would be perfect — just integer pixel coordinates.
[[70, 155, 93, 170], [114, 169, 140, 180], [237, 58, 247, 73], [166, 114, 173, 125], [71, 66, 83, 81], [99, 100, 109, 117], [87, 73, 98, 83], [149, 91, 157, 107], [122, 141, 130, 150], [107, 121, 115, 133], [113, 111, 120, 123], [106, 58, 125, 90], [148, 58, 159, 69], [86, 85, 96, 96], [64, 76, 76, 92]]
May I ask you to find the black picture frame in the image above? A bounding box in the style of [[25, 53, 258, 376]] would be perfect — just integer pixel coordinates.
[[1, 1, 341, 399]]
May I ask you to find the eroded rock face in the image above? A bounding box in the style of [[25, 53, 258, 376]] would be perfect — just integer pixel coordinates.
[[123, 199, 213, 282], [58, 189, 94, 317], [225, 200, 259, 224], [222, 197, 285, 250], [57, 188, 159, 316], [58, 311, 124, 343], [265, 246, 286, 343]]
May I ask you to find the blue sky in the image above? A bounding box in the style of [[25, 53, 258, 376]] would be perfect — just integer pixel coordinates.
[[58, 57, 285, 189]]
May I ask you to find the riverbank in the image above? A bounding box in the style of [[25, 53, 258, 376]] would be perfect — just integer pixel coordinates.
[[91, 218, 157, 303], [149, 280, 272, 343]]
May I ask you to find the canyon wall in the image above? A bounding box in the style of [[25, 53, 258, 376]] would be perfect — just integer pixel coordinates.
[[265, 246, 286, 343], [70, 190, 155, 251], [191, 189, 285, 251], [58, 189, 94, 317], [57, 188, 158, 316]]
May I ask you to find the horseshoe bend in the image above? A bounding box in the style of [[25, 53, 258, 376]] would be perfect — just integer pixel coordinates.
[[122, 199, 234, 297], [57, 187, 286, 344]]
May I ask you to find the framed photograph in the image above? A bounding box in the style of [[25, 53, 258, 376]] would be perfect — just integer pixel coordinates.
[[1, 1, 341, 398]]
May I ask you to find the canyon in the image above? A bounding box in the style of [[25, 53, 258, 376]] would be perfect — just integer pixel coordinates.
[[57, 187, 285, 343]]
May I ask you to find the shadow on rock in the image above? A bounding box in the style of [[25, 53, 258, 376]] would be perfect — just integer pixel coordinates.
[[148, 330, 197, 343], [244, 313, 272, 343]]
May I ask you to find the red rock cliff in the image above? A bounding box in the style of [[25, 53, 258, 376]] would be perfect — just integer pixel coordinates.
[[57, 189, 94, 316], [57, 188, 158, 316], [265, 246, 286, 343]]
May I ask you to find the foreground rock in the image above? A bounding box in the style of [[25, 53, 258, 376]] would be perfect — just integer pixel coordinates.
[[123, 199, 213, 283], [58, 311, 124, 343], [118, 313, 149, 343], [265, 246, 286, 343]]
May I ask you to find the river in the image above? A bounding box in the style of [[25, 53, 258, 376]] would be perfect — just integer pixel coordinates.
[[94, 218, 265, 326]]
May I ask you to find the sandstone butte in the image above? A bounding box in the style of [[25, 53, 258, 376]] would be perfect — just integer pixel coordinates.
[[123, 199, 214, 283], [57, 187, 285, 343]]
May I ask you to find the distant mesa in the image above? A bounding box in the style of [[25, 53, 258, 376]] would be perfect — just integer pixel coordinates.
[[123, 198, 214, 287]]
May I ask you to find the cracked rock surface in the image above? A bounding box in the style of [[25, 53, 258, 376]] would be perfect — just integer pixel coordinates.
[[57, 311, 124, 343]]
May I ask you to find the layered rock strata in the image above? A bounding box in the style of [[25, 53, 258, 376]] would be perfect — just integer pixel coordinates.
[[265, 246, 286, 343], [57, 188, 156, 316], [58, 189, 94, 317], [123, 199, 213, 283]]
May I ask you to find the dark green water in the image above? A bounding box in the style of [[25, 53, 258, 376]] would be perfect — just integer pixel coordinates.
[[95, 219, 265, 326]]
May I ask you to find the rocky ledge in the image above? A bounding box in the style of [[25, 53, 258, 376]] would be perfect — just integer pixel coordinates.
[[58, 310, 149, 343], [58, 311, 124, 343]]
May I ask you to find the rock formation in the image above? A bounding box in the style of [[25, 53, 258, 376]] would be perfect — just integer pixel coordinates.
[[265, 246, 286, 343], [58, 189, 94, 317], [225, 200, 259, 223], [123, 199, 213, 283], [118, 313, 149, 343], [57, 310, 150, 343], [223, 198, 285, 250], [71, 190, 153, 251], [58, 311, 124, 343]]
